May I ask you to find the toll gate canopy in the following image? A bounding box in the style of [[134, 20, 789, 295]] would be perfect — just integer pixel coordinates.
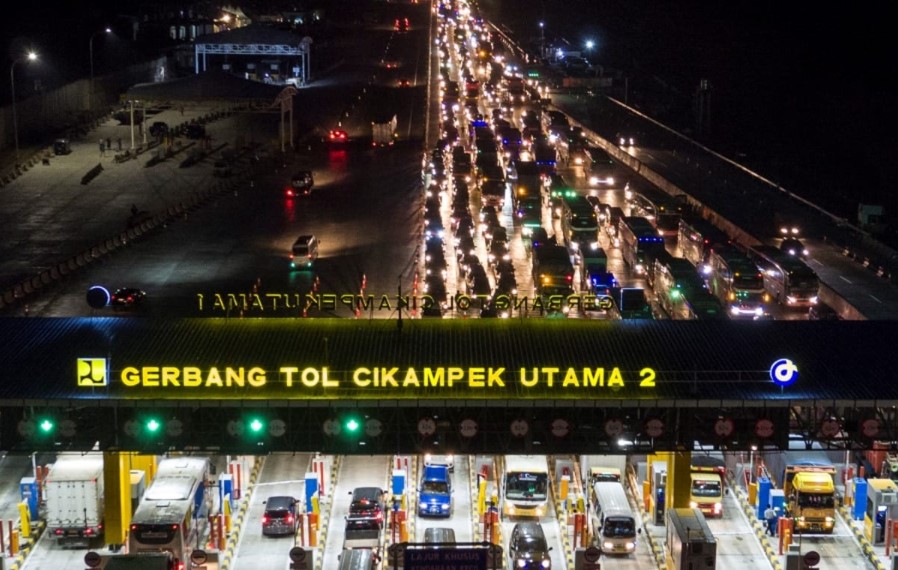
[[2, 318, 897, 454]]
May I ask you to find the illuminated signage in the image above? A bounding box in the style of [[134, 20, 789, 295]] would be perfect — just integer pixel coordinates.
[[769, 358, 798, 386], [195, 292, 615, 314], [77, 362, 658, 399], [77, 358, 108, 387]]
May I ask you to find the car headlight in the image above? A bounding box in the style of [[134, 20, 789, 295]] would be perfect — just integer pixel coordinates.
[[516, 560, 526, 568], [689, 501, 698, 509], [541, 560, 550, 569]]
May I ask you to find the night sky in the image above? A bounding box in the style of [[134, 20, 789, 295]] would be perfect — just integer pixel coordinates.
[[480, 0, 898, 226]]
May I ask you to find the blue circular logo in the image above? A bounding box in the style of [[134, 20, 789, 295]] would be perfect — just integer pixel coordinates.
[[770, 358, 799, 386]]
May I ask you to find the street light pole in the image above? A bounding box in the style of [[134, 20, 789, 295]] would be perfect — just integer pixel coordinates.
[[89, 27, 111, 112], [10, 51, 38, 168]]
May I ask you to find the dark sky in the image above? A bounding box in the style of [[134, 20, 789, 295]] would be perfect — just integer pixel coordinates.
[[479, 0, 898, 223]]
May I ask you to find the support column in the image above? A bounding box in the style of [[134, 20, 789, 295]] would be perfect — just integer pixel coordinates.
[[657, 451, 692, 512], [103, 452, 132, 546]]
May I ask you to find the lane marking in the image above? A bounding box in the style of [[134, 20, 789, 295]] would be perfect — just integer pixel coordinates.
[[869, 295, 883, 304], [839, 276, 853, 284]]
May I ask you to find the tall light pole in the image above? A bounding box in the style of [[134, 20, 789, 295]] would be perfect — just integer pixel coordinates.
[[89, 27, 111, 111], [538, 21, 545, 61], [10, 51, 38, 167]]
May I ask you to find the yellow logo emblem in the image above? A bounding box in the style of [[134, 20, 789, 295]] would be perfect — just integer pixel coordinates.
[[77, 358, 108, 387]]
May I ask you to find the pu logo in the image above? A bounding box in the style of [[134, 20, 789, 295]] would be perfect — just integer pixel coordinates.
[[77, 358, 108, 387]]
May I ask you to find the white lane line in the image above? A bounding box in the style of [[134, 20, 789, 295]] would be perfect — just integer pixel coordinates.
[[839, 276, 853, 284], [869, 295, 883, 304]]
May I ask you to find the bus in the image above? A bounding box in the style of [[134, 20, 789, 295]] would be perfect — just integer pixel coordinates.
[[652, 256, 706, 318], [665, 508, 717, 570], [681, 288, 726, 320], [590, 481, 637, 555], [618, 216, 666, 275], [705, 245, 770, 318], [626, 186, 687, 237], [128, 457, 212, 569], [502, 455, 550, 519], [677, 217, 730, 270], [561, 193, 599, 251], [746, 245, 820, 307]]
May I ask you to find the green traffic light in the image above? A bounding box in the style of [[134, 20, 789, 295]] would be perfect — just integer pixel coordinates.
[[145, 418, 162, 433], [345, 418, 361, 433], [38, 418, 55, 433], [249, 418, 265, 433]]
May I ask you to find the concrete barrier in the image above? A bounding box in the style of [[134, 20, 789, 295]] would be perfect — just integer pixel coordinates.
[[40, 271, 52, 285], [49, 267, 60, 280]]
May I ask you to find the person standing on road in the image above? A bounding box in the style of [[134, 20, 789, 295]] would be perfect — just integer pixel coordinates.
[[99, 139, 105, 157], [764, 504, 777, 536]]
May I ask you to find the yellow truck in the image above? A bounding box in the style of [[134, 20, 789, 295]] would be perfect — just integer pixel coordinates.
[[783, 463, 836, 533]]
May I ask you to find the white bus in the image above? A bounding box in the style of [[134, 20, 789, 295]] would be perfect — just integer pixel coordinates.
[[502, 455, 550, 519], [590, 481, 638, 555], [128, 457, 211, 569]]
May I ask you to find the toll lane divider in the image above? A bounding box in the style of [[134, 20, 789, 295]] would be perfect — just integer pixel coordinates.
[[550, 460, 576, 570], [625, 468, 665, 568], [730, 474, 781, 570], [837, 500, 887, 570], [217, 456, 264, 570], [314, 455, 341, 570], [5, 521, 46, 570]]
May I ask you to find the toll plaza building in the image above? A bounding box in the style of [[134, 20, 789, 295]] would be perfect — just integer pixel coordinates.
[[3, 318, 897, 546]]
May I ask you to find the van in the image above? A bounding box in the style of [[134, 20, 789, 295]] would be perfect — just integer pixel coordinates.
[[508, 522, 552, 569], [290, 235, 319, 269], [337, 547, 379, 570], [261, 496, 297, 536], [423, 527, 456, 546]]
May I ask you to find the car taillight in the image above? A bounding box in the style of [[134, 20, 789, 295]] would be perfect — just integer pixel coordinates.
[[262, 515, 269, 524], [54, 529, 63, 535], [285, 514, 294, 524], [286, 189, 295, 197]]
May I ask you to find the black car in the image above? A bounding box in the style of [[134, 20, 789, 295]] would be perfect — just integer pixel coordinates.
[[808, 303, 840, 320], [262, 496, 297, 537], [110, 288, 146, 309], [288, 171, 314, 197], [348, 487, 385, 529]]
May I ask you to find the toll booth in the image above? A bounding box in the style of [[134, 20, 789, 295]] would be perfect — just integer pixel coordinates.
[[665, 508, 717, 570], [651, 462, 667, 525], [865, 478, 898, 545]]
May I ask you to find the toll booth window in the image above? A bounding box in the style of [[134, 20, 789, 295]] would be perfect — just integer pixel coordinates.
[[797, 493, 834, 508], [692, 481, 721, 497]]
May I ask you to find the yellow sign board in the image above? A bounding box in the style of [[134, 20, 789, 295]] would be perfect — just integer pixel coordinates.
[[79, 363, 658, 400]]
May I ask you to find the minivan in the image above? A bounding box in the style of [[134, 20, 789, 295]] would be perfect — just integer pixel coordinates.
[[261, 496, 297, 536], [508, 522, 552, 569], [290, 235, 319, 269]]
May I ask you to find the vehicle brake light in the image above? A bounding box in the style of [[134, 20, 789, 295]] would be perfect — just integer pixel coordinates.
[[262, 515, 269, 524], [285, 514, 294, 524]]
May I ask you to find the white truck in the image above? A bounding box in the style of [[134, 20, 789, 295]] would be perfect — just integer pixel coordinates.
[[371, 114, 398, 147], [45, 453, 105, 547]]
